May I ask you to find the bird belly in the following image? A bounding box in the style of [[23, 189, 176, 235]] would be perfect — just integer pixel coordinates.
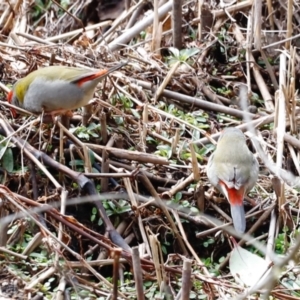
[[23, 78, 93, 113]]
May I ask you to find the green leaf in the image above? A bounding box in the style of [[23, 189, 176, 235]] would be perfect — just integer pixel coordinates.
[[89, 150, 95, 165], [61, 0, 70, 9], [175, 192, 182, 202], [168, 47, 180, 58], [183, 48, 200, 58], [114, 116, 124, 125], [89, 132, 99, 138], [189, 291, 197, 299], [157, 145, 171, 151], [87, 122, 98, 130], [117, 205, 132, 214], [69, 159, 84, 167], [281, 279, 300, 297], [0, 145, 7, 160], [2, 148, 14, 172], [190, 207, 199, 214], [229, 243, 271, 287], [144, 281, 153, 287], [108, 201, 116, 210], [77, 132, 89, 140], [161, 244, 167, 255], [131, 109, 141, 119]]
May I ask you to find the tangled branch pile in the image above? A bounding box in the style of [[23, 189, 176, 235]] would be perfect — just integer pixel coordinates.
[[0, 0, 299, 299]]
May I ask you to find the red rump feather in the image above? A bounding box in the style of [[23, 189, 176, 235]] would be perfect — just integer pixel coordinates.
[[76, 69, 109, 86], [220, 181, 245, 206], [227, 186, 244, 206]]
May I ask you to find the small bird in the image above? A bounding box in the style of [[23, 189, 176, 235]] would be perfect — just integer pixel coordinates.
[[7, 62, 126, 117], [206, 127, 259, 233]]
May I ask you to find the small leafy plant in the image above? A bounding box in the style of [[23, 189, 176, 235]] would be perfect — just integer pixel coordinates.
[[69, 123, 101, 140], [166, 47, 200, 66], [91, 199, 132, 226]]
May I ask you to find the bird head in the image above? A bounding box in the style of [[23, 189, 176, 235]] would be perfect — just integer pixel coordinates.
[[7, 79, 28, 118]]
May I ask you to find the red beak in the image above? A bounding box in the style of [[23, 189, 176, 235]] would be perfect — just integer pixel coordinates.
[[7, 90, 17, 118]]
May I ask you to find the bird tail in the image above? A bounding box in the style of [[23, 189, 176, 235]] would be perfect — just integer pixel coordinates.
[[230, 204, 246, 233], [75, 61, 128, 86]]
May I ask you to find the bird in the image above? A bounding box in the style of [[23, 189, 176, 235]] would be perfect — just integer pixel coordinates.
[[206, 127, 259, 233], [7, 62, 126, 117]]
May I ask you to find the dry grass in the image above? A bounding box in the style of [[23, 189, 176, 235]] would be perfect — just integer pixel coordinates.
[[0, 0, 299, 299]]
